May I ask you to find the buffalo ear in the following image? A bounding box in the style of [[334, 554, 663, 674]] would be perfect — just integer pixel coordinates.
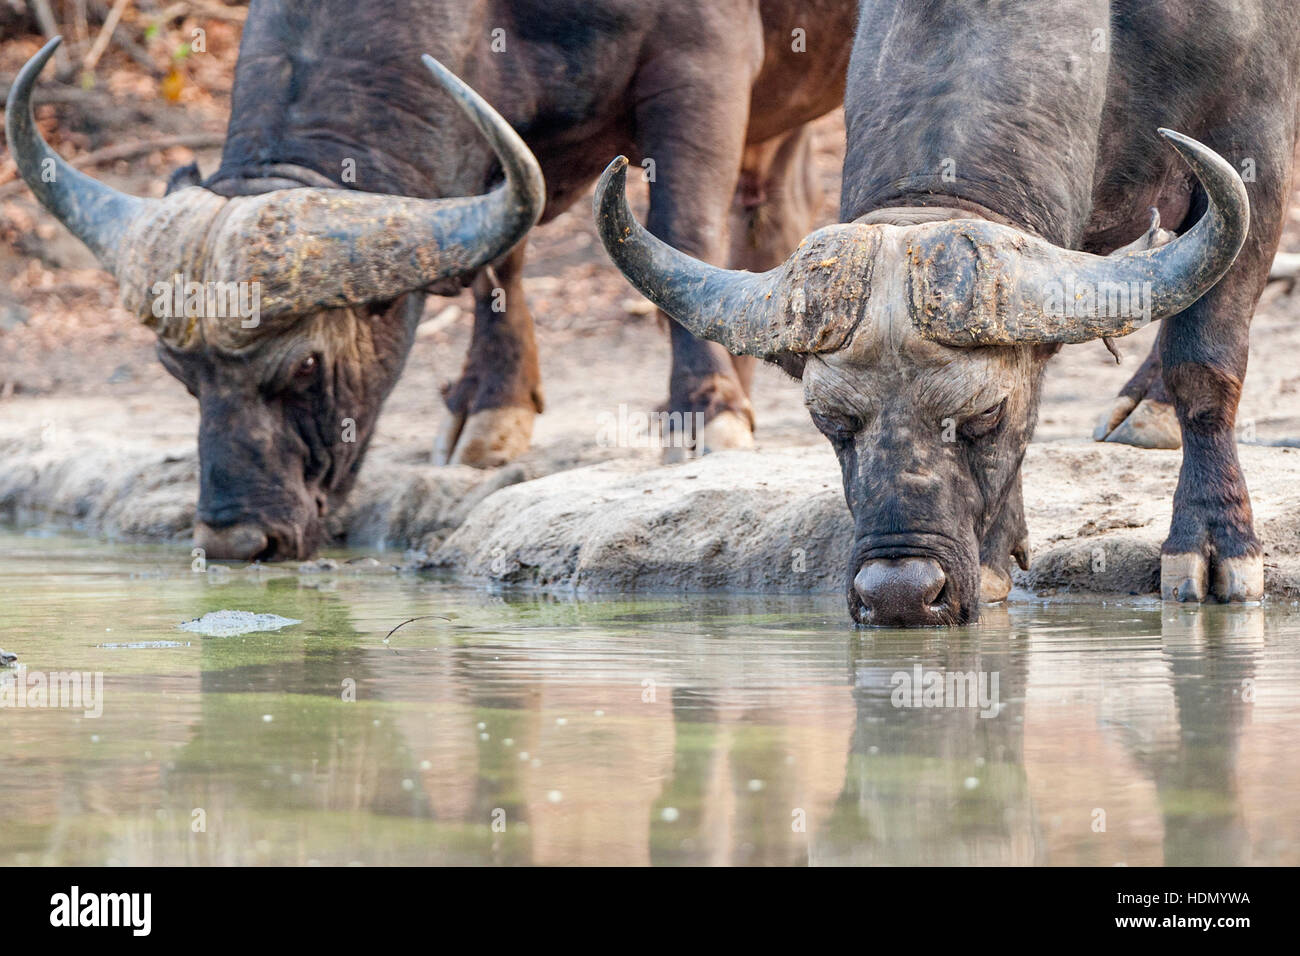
[[165, 162, 204, 195]]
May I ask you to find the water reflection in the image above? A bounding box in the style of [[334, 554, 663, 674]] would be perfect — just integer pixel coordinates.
[[0, 534, 1297, 865]]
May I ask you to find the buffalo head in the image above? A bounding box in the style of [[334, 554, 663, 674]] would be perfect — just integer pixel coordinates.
[[7, 39, 545, 560], [595, 131, 1247, 625]]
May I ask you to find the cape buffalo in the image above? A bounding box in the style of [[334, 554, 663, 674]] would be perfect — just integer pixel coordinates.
[[597, 0, 1300, 625], [6, 0, 857, 560]]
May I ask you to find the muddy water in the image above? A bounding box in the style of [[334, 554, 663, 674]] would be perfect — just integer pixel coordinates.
[[1, 530, 1298, 866]]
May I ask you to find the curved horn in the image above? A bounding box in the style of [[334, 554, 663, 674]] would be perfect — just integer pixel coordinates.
[[909, 129, 1250, 346], [193, 55, 549, 322], [594, 156, 780, 355], [7, 41, 546, 335], [413, 53, 545, 269], [595, 156, 879, 356], [4, 37, 152, 271]]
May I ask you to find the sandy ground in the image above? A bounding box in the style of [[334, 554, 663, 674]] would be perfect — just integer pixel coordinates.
[[2, 46, 1299, 599]]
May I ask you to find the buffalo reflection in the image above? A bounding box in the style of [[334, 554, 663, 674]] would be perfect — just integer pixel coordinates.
[[11, 587, 1297, 866]]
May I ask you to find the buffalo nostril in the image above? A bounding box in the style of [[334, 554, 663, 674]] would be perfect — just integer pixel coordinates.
[[853, 558, 949, 626], [194, 522, 270, 562]]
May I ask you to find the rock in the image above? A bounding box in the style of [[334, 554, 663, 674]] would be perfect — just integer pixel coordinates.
[[0, 431, 197, 540], [297, 558, 340, 573], [177, 611, 301, 637], [432, 449, 853, 593], [429, 441, 1300, 600], [1018, 538, 1162, 596]]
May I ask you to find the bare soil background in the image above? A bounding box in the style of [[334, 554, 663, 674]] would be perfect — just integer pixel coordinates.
[[1, 8, 1298, 599]]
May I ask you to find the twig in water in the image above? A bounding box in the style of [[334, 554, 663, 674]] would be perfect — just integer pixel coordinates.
[[383, 615, 453, 654]]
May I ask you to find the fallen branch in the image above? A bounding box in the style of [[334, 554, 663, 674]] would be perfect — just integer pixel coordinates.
[[154, 1, 248, 23], [0, 131, 224, 199], [0, 79, 116, 105], [191, 1, 248, 23], [82, 0, 133, 74]]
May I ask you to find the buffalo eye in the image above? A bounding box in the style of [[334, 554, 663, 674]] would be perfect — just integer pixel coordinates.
[[810, 410, 860, 450], [960, 398, 1007, 439], [291, 354, 319, 387]]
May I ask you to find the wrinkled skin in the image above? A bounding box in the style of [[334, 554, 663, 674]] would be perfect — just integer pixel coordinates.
[[805, 0, 1300, 623], [777, 216, 1048, 625], [165, 0, 855, 558], [800, 293, 1047, 626], [160, 295, 422, 560]]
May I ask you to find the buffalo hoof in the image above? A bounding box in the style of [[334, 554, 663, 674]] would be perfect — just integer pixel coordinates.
[[663, 410, 754, 463], [700, 410, 755, 455], [1096, 397, 1182, 449], [1092, 395, 1136, 440], [979, 564, 1013, 604], [1161, 552, 1263, 603], [440, 406, 535, 468], [432, 409, 466, 466]]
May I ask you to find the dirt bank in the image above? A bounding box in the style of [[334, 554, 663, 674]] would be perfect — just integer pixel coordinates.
[[425, 440, 1300, 599]]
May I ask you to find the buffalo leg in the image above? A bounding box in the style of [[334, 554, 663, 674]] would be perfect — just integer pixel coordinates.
[[1159, 134, 1293, 602], [1094, 333, 1182, 449], [635, 57, 760, 461], [1096, 212, 1182, 448], [435, 241, 543, 467]]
